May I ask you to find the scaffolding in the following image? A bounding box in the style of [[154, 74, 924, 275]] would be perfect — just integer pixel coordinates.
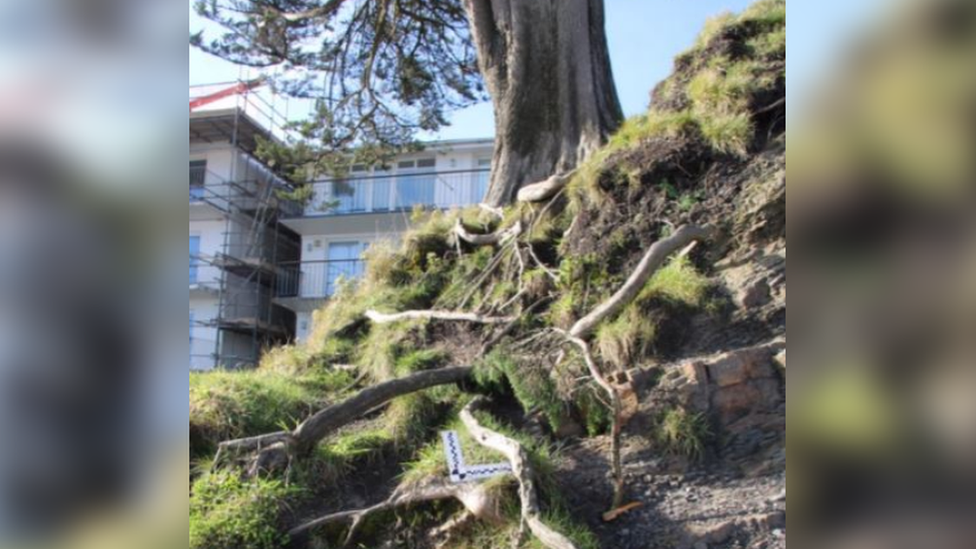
[[190, 81, 301, 370]]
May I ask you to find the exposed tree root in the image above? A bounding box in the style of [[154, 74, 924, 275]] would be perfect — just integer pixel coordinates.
[[480, 296, 552, 355], [569, 224, 713, 338], [454, 219, 523, 246], [558, 332, 626, 511], [479, 203, 505, 219], [217, 367, 474, 465], [288, 476, 503, 547], [365, 309, 516, 325], [460, 241, 515, 309], [431, 510, 476, 548], [516, 170, 577, 203], [460, 398, 581, 549], [527, 242, 560, 283], [292, 366, 473, 455]]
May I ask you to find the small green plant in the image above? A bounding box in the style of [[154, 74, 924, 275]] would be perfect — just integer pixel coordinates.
[[656, 407, 712, 462], [190, 470, 301, 549], [677, 190, 703, 212]]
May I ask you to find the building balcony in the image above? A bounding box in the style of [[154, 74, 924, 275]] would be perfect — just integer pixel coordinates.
[[275, 259, 366, 301], [189, 178, 303, 220], [291, 169, 490, 218]]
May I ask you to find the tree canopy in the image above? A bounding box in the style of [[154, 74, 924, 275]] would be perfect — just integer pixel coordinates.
[[192, 0, 486, 175]]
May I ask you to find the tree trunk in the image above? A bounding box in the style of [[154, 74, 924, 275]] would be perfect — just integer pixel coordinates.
[[464, 0, 623, 206]]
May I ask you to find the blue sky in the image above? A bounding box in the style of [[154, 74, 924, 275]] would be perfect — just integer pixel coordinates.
[[190, 0, 886, 139]]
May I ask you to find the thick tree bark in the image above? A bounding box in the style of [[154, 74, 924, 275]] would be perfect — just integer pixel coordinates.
[[464, 0, 623, 206]]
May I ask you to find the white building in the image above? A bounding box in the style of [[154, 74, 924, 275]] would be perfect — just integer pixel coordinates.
[[190, 81, 494, 367], [277, 138, 493, 342], [189, 82, 301, 370]]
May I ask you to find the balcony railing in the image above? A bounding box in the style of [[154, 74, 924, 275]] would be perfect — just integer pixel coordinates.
[[300, 169, 489, 217], [277, 259, 366, 299], [189, 179, 304, 219], [190, 337, 217, 371]]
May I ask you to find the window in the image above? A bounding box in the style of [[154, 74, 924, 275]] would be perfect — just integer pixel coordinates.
[[474, 158, 491, 203], [331, 180, 357, 213], [190, 160, 207, 200], [395, 158, 436, 208], [189, 236, 200, 284], [324, 242, 367, 296]]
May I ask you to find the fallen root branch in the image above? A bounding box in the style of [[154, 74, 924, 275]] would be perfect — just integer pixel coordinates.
[[292, 366, 473, 455], [460, 398, 580, 549], [569, 224, 713, 338], [479, 203, 505, 219], [559, 332, 626, 511], [219, 367, 474, 467], [454, 219, 523, 246], [517, 170, 577, 203], [365, 309, 516, 325], [288, 476, 501, 546], [214, 431, 293, 470]]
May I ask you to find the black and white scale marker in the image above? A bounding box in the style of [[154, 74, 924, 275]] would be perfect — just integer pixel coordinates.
[[440, 431, 512, 483]]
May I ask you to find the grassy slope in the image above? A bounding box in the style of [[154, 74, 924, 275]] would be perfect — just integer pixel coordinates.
[[188, 1, 785, 547]]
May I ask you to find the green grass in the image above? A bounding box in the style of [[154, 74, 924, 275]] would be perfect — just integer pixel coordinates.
[[639, 255, 711, 307], [692, 12, 736, 51], [685, 59, 769, 156], [385, 392, 444, 448], [568, 111, 698, 211], [739, 0, 786, 29], [475, 350, 567, 431], [190, 470, 301, 549], [699, 112, 754, 156], [189, 369, 352, 459], [689, 0, 785, 54], [595, 306, 657, 369], [749, 25, 786, 58], [655, 407, 712, 462], [357, 320, 425, 381], [593, 256, 709, 368], [395, 348, 450, 375], [527, 508, 601, 549]]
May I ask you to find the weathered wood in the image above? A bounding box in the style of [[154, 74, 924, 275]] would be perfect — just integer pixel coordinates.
[[569, 225, 713, 338], [517, 170, 577, 203], [288, 476, 501, 546], [460, 398, 580, 549], [365, 309, 516, 325], [292, 366, 473, 454], [453, 219, 523, 246]]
